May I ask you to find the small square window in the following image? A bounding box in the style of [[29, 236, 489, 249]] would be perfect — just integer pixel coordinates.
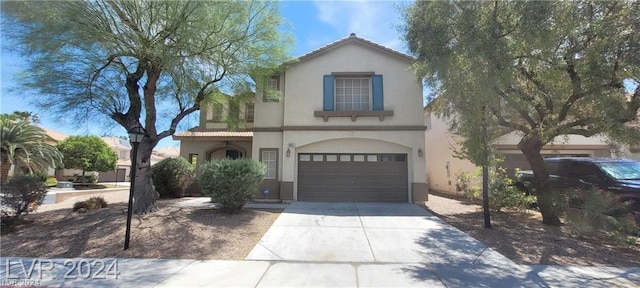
[[312, 155, 323, 162], [300, 154, 311, 162], [340, 155, 351, 162], [326, 155, 338, 162], [263, 77, 280, 102], [354, 155, 365, 162], [367, 155, 377, 162]]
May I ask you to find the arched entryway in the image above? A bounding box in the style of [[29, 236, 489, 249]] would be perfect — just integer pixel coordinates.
[[206, 143, 247, 161]]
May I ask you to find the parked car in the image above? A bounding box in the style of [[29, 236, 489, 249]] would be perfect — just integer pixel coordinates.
[[516, 157, 640, 211]]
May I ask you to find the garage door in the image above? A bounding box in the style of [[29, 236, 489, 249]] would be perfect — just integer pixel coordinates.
[[298, 153, 408, 202]]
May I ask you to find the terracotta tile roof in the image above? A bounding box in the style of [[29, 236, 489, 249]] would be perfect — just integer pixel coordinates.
[[297, 33, 414, 63], [173, 131, 253, 138]]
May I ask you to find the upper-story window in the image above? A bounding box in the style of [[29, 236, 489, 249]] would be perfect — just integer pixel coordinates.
[[263, 76, 280, 102], [335, 78, 370, 111], [323, 74, 384, 112], [205, 103, 224, 122], [245, 103, 255, 122]]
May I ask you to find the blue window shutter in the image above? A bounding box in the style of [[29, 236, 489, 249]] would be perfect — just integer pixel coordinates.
[[323, 75, 334, 111], [372, 75, 383, 111]]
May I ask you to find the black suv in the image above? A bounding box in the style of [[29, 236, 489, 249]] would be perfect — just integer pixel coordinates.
[[517, 157, 640, 210]]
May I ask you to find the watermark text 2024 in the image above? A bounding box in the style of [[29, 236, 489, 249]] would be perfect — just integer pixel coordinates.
[[5, 258, 119, 280]]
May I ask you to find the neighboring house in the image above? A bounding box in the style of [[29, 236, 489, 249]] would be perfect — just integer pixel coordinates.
[[175, 33, 428, 203], [100, 137, 174, 182], [155, 146, 180, 159], [423, 102, 640, 195]]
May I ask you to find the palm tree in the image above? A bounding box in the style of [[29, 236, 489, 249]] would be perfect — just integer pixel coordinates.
[[0, 118, 63, 182]]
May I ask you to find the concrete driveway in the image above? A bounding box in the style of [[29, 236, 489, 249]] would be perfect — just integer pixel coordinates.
[[247, 202, 495, 264]]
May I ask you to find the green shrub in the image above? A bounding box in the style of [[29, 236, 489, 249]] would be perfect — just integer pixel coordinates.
[[0, 175, 48, 227], [45, 177, 58, 187], [73, 196, 108, 212], [455, 167, 536, 213], [564, 187, 636, 239], [199, 158, 265, 213], [455, 169, 480, 200], [73, 174, 97, 184], [29, 172, 48, 182], [488, 167, 537, 213], [152, 157, 195, 198]]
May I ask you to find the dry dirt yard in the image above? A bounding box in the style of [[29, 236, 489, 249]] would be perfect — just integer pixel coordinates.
[[5, 190, 639, 266], [2, 191, 281, 260], [425, 192, 640, 267]]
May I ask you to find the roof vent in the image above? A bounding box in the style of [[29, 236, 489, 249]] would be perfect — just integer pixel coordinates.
[[349, 33, 356, 38]]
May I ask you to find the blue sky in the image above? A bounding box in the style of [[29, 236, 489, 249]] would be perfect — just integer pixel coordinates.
[[0, 1, 410, 149]]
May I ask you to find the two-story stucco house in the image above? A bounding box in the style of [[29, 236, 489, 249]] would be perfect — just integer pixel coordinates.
[[175, 33, 428, 203]]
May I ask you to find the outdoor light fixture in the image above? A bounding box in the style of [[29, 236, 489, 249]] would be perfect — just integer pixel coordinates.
[[418, 148, 423, 157], [124, 126, 145, 250], [286, 148, 291, 157]]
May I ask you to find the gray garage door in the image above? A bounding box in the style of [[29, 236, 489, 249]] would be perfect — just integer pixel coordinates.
[[298, 153, 408, 202]]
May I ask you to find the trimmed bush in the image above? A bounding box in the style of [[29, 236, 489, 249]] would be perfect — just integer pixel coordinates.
[[73, 174, 97, 184], [45, 177, 58, 187], [73, 196, 108, 212], [0, 175, 48, 227], [199, 158, 265, 213], [152, 157, 195, 198]]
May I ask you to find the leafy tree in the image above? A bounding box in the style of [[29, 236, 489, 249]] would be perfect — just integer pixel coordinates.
[[57, 136, 117, 184], [402, 1, 640, 225], [0, 111, 40, 124], [2, 0, 292, 213], [0, 118, 63, 182]]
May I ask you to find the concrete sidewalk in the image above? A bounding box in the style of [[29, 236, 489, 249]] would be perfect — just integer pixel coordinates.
[[1, 257, 638, 287]]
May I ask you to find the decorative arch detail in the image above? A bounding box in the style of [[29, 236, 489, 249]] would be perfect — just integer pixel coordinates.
[[206, 142, 248, 161]]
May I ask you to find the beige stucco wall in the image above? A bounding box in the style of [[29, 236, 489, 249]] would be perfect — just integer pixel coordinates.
[[252, 131, 284, 181], [253, 75, 285, 128], [283, 42, 424, 127], [424, 112, 476, 194], [283, 131, 426, 201], [494, 131, 610, 146]]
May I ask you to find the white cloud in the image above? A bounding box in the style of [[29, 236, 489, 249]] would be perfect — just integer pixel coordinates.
[[312, 0, 407, 52]]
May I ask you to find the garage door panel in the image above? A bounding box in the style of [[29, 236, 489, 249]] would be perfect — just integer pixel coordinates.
[[298, 153, 408, 202]]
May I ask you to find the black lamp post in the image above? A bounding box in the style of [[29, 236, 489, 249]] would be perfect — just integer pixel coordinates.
[[124, 126, 145, 250]]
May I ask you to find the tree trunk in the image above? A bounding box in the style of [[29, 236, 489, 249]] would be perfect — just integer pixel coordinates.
[[132, 139, 158, 214], [0, 158, 11, 182], [518, 135, 562, 226]]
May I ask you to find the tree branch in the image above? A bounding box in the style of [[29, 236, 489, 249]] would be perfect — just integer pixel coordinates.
[[495, 88, 537, 129], [558, 56, 583, 122], [488, 106, 531, 134]]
